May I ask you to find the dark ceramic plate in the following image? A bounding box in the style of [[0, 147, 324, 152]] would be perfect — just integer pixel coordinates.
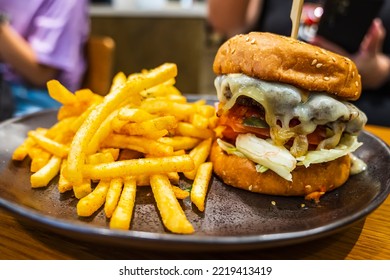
[[0, 109, 389, 252]]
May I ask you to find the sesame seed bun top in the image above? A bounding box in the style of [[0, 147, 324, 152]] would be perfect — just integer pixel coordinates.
[[213, 32, 362, 101]]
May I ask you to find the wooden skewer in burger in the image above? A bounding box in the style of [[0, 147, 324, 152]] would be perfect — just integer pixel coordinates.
[[210, 31, 367, 201]]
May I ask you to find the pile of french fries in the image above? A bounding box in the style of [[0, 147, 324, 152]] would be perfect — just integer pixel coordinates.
[[12, 63, 219, 234]]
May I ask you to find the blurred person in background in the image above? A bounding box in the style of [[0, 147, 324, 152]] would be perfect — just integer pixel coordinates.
[[0, 0, 90, 119], [207, 0, 390, 126]]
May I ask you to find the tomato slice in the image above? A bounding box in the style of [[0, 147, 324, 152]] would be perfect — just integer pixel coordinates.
[[306, 126, 326, 145], [218, 104, 326, 145], [228, 119, 270, 138], [218, 107, 270, 141]]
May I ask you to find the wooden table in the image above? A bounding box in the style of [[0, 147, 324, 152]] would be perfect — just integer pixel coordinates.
[[0, 125, 389, 260]]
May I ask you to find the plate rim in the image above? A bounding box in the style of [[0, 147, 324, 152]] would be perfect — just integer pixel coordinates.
[[0, 109, 389, 251]]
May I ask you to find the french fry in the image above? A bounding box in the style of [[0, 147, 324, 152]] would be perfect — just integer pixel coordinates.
[[134, 172, 179, 187], [86, 152, 115, 165], [117, 107, 156, 123], [150, 174, 194, 234], [172, 186, 190, 200], [110, 177, 137, 230], [12, 137, 35, 161], [196, 103, 216, 118], [175, 122, 215, 139], [213, 125, 226, 138], [119, 126, 168, 140], [70, 102, 99, 133], [190, 113, 210, 129], [75, 88, 103, 104], [184, 138, 212, 180], [150, 94, 187, 103], [109, 72, 127, 92], [111, 117, 131, 133], [82, 155, 195, 181], [15, 63, 218, 234], [101, 134, 174, 156], [119, 116, 177, 139], [191, 162, 213, 212], [47, 79, 77, 105], [86, 110, 119, 155], [192, 99, 206, 106], [136, 174, 151, 186], [28, 130, 69, 158], [30, 159, 48, 173], [157, 136, 201, 151], [208, 115, 219, 130], [101, 148, 120, 161], [172, 149, 186, 156], [30, 156, 62, 188], [77, 180, 110, 216], [45, 117, 76, 139], [67, 63, 177, 185], [141, 80, 182, 98], [140, 99, 195, 121], [58, 159, 73, 193], [30, 148, 51, 173], [104, 178, 123, 218], [57, 102, 90, 120], [167, 172, 180, 185], [73, 178, 92, 199]]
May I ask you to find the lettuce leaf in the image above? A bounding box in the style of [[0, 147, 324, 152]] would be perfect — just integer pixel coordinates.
[[216, 138, 246, 158], [217, 133, 363, 182], [296, 134, 362, 167], [235, 134, 296, 181]]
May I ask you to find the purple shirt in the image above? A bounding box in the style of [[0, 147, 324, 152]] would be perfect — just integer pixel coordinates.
[[0, 0, 90, 91]]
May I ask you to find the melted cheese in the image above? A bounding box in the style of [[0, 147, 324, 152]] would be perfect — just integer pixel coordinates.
[[215, 74, 367, 149]]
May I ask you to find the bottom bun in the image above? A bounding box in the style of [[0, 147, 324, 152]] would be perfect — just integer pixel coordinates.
[[210, 140, 351, 197]]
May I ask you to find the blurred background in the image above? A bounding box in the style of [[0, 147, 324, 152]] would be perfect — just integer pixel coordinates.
[[2, 0, 388, 125], [89, 0, 215, 95]]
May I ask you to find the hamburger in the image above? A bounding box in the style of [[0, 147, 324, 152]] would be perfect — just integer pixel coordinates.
[[210, 32, 367, 200]]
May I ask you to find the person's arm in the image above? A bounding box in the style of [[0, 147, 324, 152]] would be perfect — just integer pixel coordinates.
[[208, 0, 264, 38], [0, 22, 58, 87], [312, 18, 390, 90], [355, 18, 390, 89]]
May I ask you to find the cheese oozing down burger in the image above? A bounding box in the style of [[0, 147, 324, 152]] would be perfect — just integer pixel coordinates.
[[210, 32, 367, 200]]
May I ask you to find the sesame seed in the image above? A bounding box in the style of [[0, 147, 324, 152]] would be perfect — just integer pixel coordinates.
[[231, 48, 236, 54], [250, 38, 256, 44], [301, 203, 306, 208], [316, 63, 323, 68], [271, 201, 276, 206], [245, 36, 250, 42], [331, 57, 336, 62], [352, 71, 355, 78], [311, 59, 317, 66], [315, 51, 319, 55], [248, 185, 253, 191], [324, 77, 330, 81], [355, 81, 359, 87]]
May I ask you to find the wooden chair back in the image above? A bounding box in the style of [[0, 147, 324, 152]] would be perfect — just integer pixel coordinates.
[[82, 36, 115, 95]]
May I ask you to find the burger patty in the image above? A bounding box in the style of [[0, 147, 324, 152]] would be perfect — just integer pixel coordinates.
[[236, 95, 265, 111]]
